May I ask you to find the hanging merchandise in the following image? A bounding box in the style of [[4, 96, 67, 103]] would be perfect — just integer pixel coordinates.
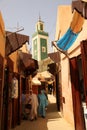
[[11, 77, 18, 98], [56, 27, 79, 51], [56, 10, 84, 51]]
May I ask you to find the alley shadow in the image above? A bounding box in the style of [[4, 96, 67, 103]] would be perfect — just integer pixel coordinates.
[[46, 102, 61, 119]]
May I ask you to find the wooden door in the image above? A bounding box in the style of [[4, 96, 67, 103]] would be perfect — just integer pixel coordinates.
[[0, 54, 4, 130], [2, 57, 13, 130], [69, 57, 85, 130], [7, 57, 13, 130], [12, 73, 20, 128], [81, 40, 87, 106], [55, 73, 63, 112], [18, 74, 21, 125], [12, 73, 21, 126]]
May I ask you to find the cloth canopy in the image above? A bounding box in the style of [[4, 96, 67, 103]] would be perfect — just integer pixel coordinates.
[[72, 0, 87, 19], [82, 0, 87, 2], [48, 52, 60, 63], [18, 51, 38, 75], [32, 78, 41, 85], [56, 28, 79, 51], [34, 71, 53, 81], [39, 71, 52, 79], [56, 10, 84, 51]]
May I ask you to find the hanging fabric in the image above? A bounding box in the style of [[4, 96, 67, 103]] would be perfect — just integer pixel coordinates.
[[81, 0, 87, 3], [56, 10, 84, 51], [56, 27, 79, 51], [70, 10, 84, 33], [11, 77, 18, 99]]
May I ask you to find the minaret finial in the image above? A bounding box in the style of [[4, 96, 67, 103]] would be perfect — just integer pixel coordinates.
[[39, 12, 41, 21]]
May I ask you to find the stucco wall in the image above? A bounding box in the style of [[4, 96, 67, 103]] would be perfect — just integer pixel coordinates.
[[55, 4, 87, 128], [61, 57, 74, 126], [55, 6, 72, 40], [55, 5, 74, 127], [9, 51, 18, 72], [0, 12, 5, 57]]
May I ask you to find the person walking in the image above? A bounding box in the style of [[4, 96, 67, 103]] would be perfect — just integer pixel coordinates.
[[21, 92, 27, 120], [38, 89, 48, 118], [28, 89, 38, 121]]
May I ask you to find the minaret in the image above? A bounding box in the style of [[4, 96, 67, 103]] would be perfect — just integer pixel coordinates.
[[32, 16, 49, 61]]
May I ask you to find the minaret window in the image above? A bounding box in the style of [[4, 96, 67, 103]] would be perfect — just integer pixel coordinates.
[[40, 23, 43, 31], [42, 46, 46, 52]]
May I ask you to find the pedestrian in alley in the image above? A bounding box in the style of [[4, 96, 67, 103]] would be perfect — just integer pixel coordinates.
[[38, 89, 48, 118], [42, 87, 48, 100], [21, 92, 27, 120], [28, 89, 39, 121]]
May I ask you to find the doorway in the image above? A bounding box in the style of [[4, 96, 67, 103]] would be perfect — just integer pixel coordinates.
[[70, 56, 86, 130], [77, 55, 87, 130]]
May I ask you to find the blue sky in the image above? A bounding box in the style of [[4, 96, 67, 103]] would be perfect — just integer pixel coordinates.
[[0, 0, 72, 52]]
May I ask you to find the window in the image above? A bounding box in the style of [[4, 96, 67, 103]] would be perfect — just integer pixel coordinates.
[[40, 23, 43, 31], [42, 46, 46, 52]]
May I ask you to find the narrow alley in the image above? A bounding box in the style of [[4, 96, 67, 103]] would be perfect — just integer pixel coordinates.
[[10, 94, 74, 130]]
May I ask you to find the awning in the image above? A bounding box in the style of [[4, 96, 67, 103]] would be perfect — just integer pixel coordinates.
[[48, 52, 60, 63], [18, 51, 38, 74], [38, 57, 54, 72], [39, 71, 52, 79], [72, 0, 87, 19], [5, 31, 29, 56], [32, 78, 41, 85], [55, 10, 84, 51], [34, 71, 53, 80], [48, 63, 57, 75], [56, 28, 79, 51]]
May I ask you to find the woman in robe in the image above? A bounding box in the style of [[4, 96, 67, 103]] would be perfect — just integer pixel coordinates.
[[38, 89, 48, 118]]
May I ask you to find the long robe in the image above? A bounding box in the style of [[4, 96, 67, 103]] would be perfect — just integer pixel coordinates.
[[38, 91, 48, 117], [29, 93, 38, 120]]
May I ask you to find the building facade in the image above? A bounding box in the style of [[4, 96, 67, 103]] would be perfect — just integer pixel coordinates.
[[0, 11, 6, 130], [0, 11, 39, 130], [55, 4, 87, 130]]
